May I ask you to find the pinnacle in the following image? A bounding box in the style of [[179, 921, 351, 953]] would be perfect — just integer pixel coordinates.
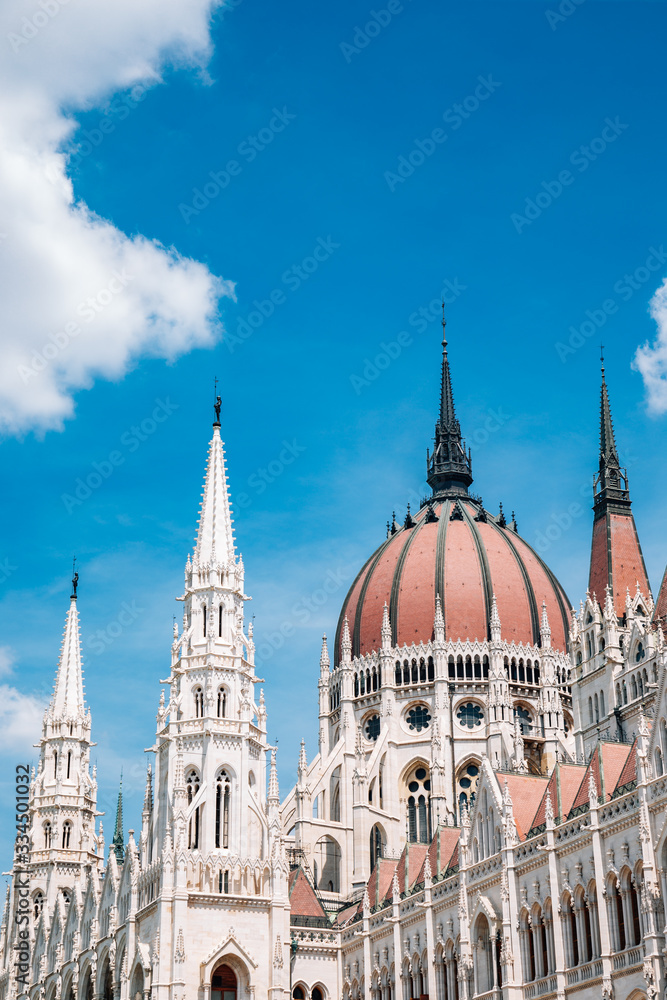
[[192, 426, 236, 569], [49, 595, 86, 721]]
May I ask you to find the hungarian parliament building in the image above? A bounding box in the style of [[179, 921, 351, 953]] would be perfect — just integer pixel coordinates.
[[1, 323, 665, 1000]]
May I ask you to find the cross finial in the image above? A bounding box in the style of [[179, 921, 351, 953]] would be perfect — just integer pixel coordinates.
[[600, 343, 605, 377], [441, 300, 447, 349]]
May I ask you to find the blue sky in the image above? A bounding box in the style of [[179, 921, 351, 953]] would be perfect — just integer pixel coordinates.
[[2, 0, 667, 865]]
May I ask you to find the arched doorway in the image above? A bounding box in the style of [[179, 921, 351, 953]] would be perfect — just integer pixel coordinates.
[[212, 963, 237, 1000]]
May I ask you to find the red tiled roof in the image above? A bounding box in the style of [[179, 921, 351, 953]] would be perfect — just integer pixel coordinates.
[[501, 774, 549, 840], [335, 498, 571, 662], [383, 844, 429, 902], [613, 739, 637, 791], [569, 743, 632, 814], [421, 826, 461, 879], [288, 868, 327, 920], [589, 511, 650, 618], [530, 763, 586, 831]]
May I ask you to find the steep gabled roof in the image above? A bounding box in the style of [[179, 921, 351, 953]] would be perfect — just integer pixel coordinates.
[[383, 843, 429, 902], [569, 742, 632, 815], [501, 773, 549, 840], [421, 826, 461, 880], [288, 867, 328, 921], [529, 763, 586, 833], [613, 739, 638, 795]]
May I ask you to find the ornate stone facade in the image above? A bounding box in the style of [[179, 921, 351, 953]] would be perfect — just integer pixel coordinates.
[[0, 338, 665, 1000]]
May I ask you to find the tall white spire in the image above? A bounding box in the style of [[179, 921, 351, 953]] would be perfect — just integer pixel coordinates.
[[193, 423, 236, 568], [49, 594, 85, 721]]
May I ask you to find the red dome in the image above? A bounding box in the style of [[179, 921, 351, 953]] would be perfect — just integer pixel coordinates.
[[335, 497, 571, 661]]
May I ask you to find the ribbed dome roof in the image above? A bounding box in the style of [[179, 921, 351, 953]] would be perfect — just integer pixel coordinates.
[[335, 497, 571, 662]]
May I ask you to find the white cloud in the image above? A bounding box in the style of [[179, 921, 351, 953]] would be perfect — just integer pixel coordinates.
[[0, 0, 231, 435], [0, 646, 47, 755], [634, 278, 667, 415]]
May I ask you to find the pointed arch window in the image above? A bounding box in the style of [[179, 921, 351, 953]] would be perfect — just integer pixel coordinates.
[[217, 688, 227, 718], [215, 770, 230, 849], [193, 686, 204, 718], [44, 822, 52, 849], [53, 751, 58, 778], [219, 605, 223, 637], [33, 892, 44, 921], [186, 770, 200, 849], [67, 751, 72, 779], [62, 821, 72, 849]]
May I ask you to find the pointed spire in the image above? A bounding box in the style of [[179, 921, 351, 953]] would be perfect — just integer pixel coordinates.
[[268, 747, 280, 803], [540, 601, 551, 648], [590, 355, 650, 615], [392, 869, 400, 903], [341, 616, 352, 663], [545, 789, 555, 828], [587, 769, 598, 809], [112, 773, 124, 864], [490, 593, 501, 642], [320, 634, 330, 672], [50, 592, 86, 720], [426, 315, 473, 497], [434, 594, 445, 643], [143, 763, 153, 813], [297, 739, 307, 780], [381, 603, 392, 649], [192, 420, 235, 569]]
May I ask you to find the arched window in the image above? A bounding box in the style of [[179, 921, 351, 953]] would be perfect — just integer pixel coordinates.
[[33, 892, 44, 921], [395, 661, 402, 685], [292, 989, 305, 1000], [419, 658, 426, 682], [428, 656, 434, 681], [370, 824, 384, 871], [53, 751, 58, 777], [44, 822, 52, 849], [186, 770, 200, 849], [588, 697, 593, 724], [62, 821, 72, 849], [219, 605, 223, 637], [406, 766, 431, 843], [631, 676, 637, 700], [314, 836, 341, 892], [193, 686, 204, 718], [411, 659, 418, 684], [215, 770, 230, 849], [635, 642, 644, 662], [67, 751, 72, 779], [217, 688, 227, 718], [594, 693, 599, 722], [202, 603, 207, 638], [600, 690, 605, 716], [514, 705, 531, 735], [212, 964, 237, 1000]]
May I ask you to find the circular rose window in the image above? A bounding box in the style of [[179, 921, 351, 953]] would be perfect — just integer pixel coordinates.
[[406, 705, 431, 732]]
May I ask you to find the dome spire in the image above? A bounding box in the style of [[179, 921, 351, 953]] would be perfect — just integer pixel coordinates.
[[589, 352, 650, 616], [426, 308, 473, 497]]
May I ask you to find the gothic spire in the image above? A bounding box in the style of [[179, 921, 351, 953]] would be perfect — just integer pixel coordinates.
[[192, 407, 235, 568], [112, 774, 124, 864], [426, 312, 473, 496], [50, 589, 86, 721], [589, 356, 650, 615]]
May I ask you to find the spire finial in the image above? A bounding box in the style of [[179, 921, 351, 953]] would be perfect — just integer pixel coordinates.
[[427, 318, 473, 497], [213, 377, 221, 427], [71, 557, 78, 600]]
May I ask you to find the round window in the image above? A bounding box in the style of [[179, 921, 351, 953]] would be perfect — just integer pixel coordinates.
[[407, 705, 431, 732], [457, 703, 484, 729], [365, 714, 381, 741], [408, 781, 419, 792]]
